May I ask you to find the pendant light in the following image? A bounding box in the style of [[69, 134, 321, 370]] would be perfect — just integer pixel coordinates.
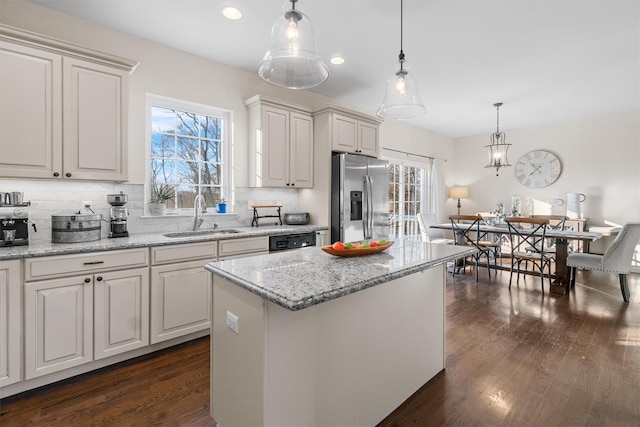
[[257, 0, 329, 89], [377, 0, 426, 120], [485, 102, 511, 176]]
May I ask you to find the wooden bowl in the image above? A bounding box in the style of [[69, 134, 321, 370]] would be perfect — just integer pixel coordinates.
[[321, 241, 394, 257]]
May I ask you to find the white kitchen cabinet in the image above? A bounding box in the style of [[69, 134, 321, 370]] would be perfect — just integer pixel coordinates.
[[315, 106, 381, 157], [24, 275, 93, 379], [218, 236, 269, 260], [0, 25, 137, 181], [24, 248, 149, 379], [245, 95, 314, 188], [315, 230, 327, 247], [150, 242, 216, 344], [94, 267, 149, 360], [0, 260, 21, 388]]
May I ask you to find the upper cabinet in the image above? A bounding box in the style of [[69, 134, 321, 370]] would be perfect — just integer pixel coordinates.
[[313, 105, 381, 158], [245, 95, 314, 188], [0, 25, 137, 182]]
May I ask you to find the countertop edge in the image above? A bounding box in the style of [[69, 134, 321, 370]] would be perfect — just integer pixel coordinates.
[[205, 246, 476, 311]]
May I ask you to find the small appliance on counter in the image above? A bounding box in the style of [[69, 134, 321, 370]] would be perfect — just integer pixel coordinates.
[[0, 202, 33, 247], [283, 212, 310, 225], [107, 191, 129, 238]]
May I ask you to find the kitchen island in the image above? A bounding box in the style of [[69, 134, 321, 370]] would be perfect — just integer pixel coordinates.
[[205, 239, 475, 427]]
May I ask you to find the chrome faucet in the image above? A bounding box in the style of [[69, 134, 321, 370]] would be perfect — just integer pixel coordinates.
[[193, 194, 207, 231]]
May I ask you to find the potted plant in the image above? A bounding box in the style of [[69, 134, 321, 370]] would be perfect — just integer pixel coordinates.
[[149, 184, 174, 215]]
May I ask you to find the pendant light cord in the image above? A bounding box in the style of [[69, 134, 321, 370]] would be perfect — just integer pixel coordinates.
[[398, 0, 405, 67]]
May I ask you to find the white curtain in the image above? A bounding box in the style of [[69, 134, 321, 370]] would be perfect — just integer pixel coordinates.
[[430, 159, 446, 223]]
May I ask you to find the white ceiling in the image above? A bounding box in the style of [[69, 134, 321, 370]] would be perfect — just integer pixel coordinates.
[[28, 0, 640, 138]]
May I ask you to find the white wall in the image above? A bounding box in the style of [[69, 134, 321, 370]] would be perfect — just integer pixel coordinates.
[[453, 112, 640, 228]]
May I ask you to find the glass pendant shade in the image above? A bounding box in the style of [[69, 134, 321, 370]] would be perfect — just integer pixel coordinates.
[[377, 55, 426, 120], [257, 3, 328, 89]]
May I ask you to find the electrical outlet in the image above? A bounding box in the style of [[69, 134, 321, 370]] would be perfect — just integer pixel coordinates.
[[226, 311, 239, 334]]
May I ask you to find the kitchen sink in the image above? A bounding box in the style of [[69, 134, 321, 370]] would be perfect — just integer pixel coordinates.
[[162, 229, 242, 238]]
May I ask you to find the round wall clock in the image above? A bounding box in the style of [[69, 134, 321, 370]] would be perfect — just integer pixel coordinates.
[[514, 150, 562, 188]]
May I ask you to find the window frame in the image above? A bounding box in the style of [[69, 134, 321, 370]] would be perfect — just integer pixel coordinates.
[[387, 160, 431, 240], [145, 94, 232, 213]]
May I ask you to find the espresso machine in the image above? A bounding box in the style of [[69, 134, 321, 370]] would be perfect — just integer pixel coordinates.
[[0, 197, 32, 247], [107, 192, 129, 238]]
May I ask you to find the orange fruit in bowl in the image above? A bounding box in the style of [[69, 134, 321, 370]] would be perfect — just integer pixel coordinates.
[[332, 241, 345, 251]]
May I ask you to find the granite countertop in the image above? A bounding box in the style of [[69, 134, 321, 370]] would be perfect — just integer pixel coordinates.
[[205, 239, 475, 311], [0, 225, 327, 260]]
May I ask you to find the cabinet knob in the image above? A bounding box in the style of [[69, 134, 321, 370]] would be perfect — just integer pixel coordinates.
[[291, 183, 295, 186], [65, 172, 72, 178], [96, 276, 103, 282], [53, 172, 60, 177], [84, 278, 91, 283], [286, 183, 290, 186]]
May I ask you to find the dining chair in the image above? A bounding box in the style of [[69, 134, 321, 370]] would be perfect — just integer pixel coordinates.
[[567, 223, 640, 303], [417, 213, 455, 244], [449, 215, 494, 281], [505, 216, 552, 293], [525, 215, 568, 264], [477, 214, 503, 265]]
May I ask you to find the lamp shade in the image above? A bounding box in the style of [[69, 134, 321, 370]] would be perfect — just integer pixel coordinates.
[[257, 3, 328, 89], [376, 57, 426, 120], [449, 187, 469, 199]]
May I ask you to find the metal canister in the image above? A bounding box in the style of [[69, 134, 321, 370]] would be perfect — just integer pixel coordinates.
[[51, 213, 102, 243]]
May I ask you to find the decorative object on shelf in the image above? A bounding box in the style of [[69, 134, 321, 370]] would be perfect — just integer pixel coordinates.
[[376, 0, 426, 120], [251, 205, 282, 227], [485, 102, 511, 176], [514, 150, 562, 188], [511, 194, 520, 216], [449, 187, 469, 215], [257, 0, 328, 89], [322, 241, 394, 257], [149, 184, 174, 216], [216, 200, 227, 214], [566, 192, 586, 219]]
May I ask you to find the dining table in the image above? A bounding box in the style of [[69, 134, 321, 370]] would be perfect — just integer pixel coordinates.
[[430, 222, 603, 294]]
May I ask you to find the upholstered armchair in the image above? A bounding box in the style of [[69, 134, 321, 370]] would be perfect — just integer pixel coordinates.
[[567, 223, 640, 302]]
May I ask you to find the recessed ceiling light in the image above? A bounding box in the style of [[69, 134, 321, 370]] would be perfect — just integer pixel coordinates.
[[330, 56, 345, 65], [222, 6, 242, 20]]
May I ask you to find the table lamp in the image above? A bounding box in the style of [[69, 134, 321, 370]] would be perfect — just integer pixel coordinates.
[[450, 187, 469, 215]]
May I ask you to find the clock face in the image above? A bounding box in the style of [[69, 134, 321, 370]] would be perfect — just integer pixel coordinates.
[[515, 150, 562, 188]]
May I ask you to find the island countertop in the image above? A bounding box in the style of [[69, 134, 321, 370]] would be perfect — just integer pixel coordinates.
[[205, 239, 475, 311]]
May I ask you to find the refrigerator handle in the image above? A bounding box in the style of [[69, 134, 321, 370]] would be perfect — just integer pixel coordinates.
[[364, 175, 373, 239]]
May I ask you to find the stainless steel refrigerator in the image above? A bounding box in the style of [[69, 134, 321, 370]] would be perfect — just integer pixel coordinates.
[[331, 152, 390, 243]]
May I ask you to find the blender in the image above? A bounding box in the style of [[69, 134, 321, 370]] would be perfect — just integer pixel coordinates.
[[107, 191, 129, 238]]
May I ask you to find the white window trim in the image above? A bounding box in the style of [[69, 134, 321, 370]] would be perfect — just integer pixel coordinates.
[[145, 93, 233, 214]]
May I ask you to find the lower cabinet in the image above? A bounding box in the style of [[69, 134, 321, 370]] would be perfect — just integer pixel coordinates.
[[24, 267, 149, 379], [150, 242, 217, 344], [0, 260, 21, 388]]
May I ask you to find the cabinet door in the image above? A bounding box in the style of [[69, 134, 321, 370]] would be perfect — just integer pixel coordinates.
[[358, 121, 379, 157], [261, 105, 289, 187], [289, 112, 314, 188], [25, 276, 93, 379], [94, 268, 149, 360], [0, 260, 21, 388], [63, 57, 128, 181], [150, 260, 214, 344], [0, 41, 62, 179], [331, 114, 358, 153]]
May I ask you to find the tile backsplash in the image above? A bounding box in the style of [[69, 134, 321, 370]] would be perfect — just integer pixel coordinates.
[[0, 180, 300, 243]]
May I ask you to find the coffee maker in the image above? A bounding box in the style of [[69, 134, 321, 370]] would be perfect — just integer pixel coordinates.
[[107, 192, 129, 238], [0, 205, 31, 246]]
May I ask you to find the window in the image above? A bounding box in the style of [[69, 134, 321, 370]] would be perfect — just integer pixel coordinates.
[[149, 95, 230, 210], [388, 162, 430, 239]]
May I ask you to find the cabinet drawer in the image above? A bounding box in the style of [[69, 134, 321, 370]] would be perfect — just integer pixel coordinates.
[[24, 248, 149, 281], [151, 242, 217, 266], [218, 237, 269, 258]]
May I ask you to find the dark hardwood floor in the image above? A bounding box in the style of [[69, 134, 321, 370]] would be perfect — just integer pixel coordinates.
[[2, 264, 639, 426]]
